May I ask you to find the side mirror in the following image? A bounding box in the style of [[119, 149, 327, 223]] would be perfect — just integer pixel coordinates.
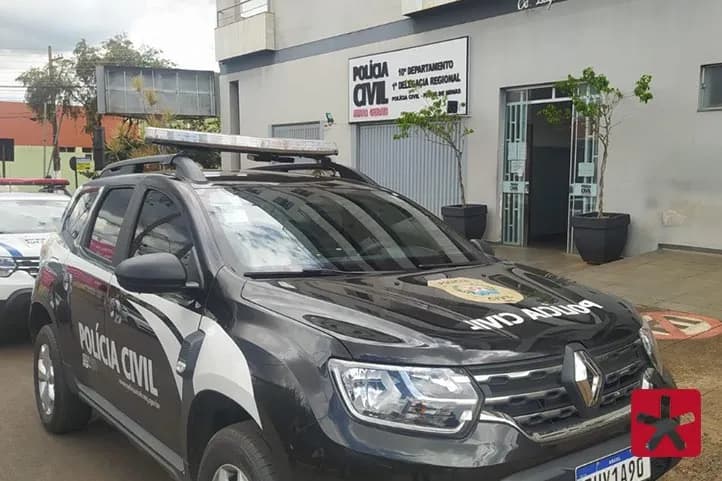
[[470, 239, 496, 257], [116, 253, 188, 293]]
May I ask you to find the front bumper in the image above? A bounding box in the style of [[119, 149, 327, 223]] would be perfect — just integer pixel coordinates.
[[500, 435, 679, 481], [281, 419, 679, 481], [0, 288, 32, 332], [0, 271, 34, 332], [271, 370, 679, 481]]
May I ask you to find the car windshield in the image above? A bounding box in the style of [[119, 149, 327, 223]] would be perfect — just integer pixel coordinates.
[[199, 183, 488, 273], [0, 198, 69, 234]]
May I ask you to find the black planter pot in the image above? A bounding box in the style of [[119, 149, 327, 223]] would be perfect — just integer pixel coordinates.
[[442, 204, 487, 240], [571, 212, 631, 265]]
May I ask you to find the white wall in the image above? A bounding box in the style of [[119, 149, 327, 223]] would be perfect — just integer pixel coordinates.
[[220, 0, 722, 255], [215, 12, 275, 60], [273, 0, 404, 50]]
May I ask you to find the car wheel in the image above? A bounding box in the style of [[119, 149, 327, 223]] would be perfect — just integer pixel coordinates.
[[34, 324, 91, 433], [197, 421, 279, 481]]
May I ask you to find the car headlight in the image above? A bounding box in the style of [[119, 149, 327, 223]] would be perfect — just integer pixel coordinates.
[[640, 317, 663, 373], [328, 359, 480, 434], [0, 257, 16, 277]]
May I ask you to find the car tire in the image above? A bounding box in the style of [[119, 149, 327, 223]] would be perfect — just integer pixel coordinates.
[[197, 421, 279, 481], [33, 324, 91, 433]]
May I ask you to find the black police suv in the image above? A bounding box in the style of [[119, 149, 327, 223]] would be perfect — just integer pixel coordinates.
[[30, 153, 678, 481]]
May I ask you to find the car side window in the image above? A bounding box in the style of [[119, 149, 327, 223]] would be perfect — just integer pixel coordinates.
[[86, 188, 133, 263], [130, 190, 196, 277], [64, 190, 99, 241]]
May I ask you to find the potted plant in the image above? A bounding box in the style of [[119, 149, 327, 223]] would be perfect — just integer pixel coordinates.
[[541, 68, 653, 264], [395, 90, 486, 239]]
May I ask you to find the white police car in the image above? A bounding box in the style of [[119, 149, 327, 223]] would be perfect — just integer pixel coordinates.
[[0, 179, 70, 338]]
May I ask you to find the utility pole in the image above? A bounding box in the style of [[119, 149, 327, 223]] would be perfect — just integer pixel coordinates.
[[42, 102, 47, 175], [42, 46, 52, 176], [93, 124, 105, 171], [47, 45, 60, 178], [48, 45, 54, 177]]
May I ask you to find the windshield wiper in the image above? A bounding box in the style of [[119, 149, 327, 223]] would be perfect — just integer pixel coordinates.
[[244, 268, 369, 279], [416, 262, 481, 270]]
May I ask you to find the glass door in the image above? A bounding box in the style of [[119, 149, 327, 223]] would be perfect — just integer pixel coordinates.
[[502, 90, 529, 246], [502, 85, 592, 252]]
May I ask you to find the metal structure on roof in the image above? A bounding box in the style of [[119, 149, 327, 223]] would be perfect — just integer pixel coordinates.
[[96, 66, 217, 118]]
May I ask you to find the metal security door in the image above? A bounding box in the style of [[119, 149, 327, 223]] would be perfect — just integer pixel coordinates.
[[358, 123, 462, 217], [502, 91, 529, 245], [567, 101, 599, 253], [271, 122, 322, 140]]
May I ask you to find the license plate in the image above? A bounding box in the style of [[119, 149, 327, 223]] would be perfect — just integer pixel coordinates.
[[575, 448, 651, 481]]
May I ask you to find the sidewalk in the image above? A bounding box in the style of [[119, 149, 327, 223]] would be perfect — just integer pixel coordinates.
[[496, 246, 722, 480]]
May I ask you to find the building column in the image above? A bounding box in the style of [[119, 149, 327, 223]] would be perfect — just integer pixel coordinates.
[[221, 79, 241, 172]]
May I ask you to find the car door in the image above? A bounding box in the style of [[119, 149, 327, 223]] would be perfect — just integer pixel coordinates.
[[105, 187, 203, 455], [53, 188, 99, 357], [66, 187, 134, 396]]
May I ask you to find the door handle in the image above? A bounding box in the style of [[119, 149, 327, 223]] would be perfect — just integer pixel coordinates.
[[107, 296, 150, 329], [108, 297, 122, 324], [116, 302, 146, 327], [122, 307, 147, 328], [61, 271, 73, 294]]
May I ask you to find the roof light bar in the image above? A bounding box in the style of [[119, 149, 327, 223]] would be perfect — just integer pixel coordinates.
[[145, 128, 339, 158], [0, 178, 69, 186]]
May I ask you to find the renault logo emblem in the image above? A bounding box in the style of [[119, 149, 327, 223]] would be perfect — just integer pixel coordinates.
[[562, 344, 604, 416], [573, 350, 603, 407]]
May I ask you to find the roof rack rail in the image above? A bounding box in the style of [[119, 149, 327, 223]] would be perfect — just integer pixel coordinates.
[[145, 127, 339, 160], [249, 159, 378, 185], [98, 154, 207, 183]]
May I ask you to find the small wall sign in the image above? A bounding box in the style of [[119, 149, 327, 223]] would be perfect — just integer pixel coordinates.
[[577, 162, 596, 178], [518, 0, 553, 10]]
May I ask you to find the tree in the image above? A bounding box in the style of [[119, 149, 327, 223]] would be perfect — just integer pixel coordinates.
[[168, 118, 222, 169], [74, 33, 175, 133], [18, 35, 217, 175], [541, 68, 653, 217], [394, 90, 474, 205], [16, 57, 78, 175]]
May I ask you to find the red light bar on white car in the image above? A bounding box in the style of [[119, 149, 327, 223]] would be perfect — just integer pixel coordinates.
[[0, 178, 70, 186]]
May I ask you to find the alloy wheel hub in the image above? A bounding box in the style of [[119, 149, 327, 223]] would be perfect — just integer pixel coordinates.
[[37, 343, 55, 416], [212, 464, 250, 481]]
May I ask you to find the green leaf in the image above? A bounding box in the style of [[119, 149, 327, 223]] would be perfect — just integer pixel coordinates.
[[548, 67, 653, 217]]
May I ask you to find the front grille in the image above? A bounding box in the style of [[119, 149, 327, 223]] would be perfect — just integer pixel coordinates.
[[469, 340, 648, 438], [15, 257, 40, 277]]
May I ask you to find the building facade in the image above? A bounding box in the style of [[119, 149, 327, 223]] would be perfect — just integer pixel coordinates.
[[0, 102, 122, 188], [215, 0, 722, 255]]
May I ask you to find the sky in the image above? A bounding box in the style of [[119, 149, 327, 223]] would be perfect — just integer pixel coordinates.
[[0, 0, 217, 101]]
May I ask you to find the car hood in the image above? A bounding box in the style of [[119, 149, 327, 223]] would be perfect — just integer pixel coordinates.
[[0, 232, 51, 258], [241, 261, 642, 366]]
